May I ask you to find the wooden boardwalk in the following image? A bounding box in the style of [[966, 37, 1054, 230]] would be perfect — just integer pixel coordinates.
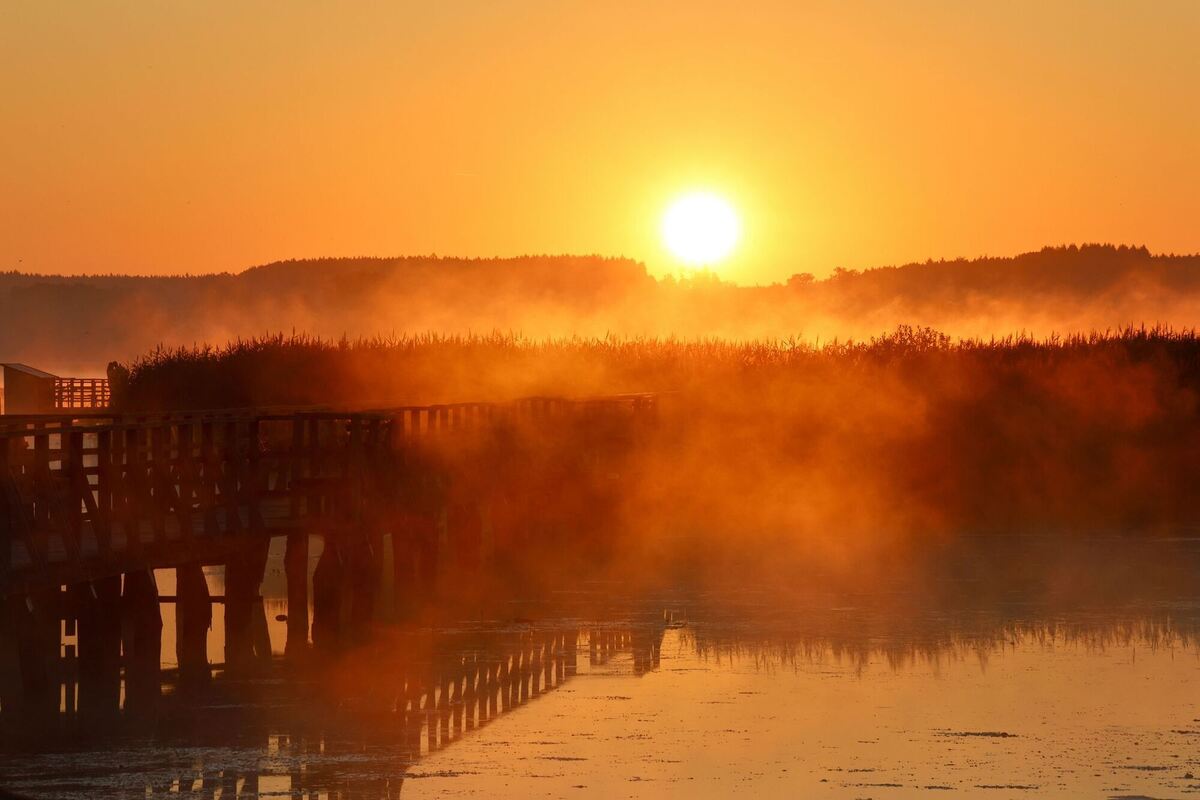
[[0, 394, 658, 716]]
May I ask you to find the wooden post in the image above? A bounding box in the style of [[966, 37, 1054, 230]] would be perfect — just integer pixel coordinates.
[[284, 532, 309, 657], [61, 431, 83, 562], [148, 426, 167, 543], [121, 569, 162, 714], [124, 427, 142, 553], [391, 524, 418, 622], [247, 417, 263, 535], [348, 416, 364, 525], [311, 536, 343, 653], [306, 417, 321, 517], [95, 429, 112, 555], [224, 540, 270, 675], [73, 576, 122, 719], [0, 435, 13, 578], [0, 597, 24, 718], [15, 590, 58, 719], [196, 421, 213, 536], [223, 420, 243, 534], [345, 533, 377, 644], [174, 423, 195, 541], [109, 425, 127, 549], [175, 562, 211, 689], [289, 416, 305, 520], [32, 431, 49, 533]]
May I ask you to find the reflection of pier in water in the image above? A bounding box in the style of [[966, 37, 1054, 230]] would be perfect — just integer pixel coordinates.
[[5, 582, 1200, 798], [0, 622, 665, 799]]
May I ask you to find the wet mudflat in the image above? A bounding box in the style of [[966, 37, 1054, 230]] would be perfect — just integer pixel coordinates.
[[2, 537, 1200, 799]]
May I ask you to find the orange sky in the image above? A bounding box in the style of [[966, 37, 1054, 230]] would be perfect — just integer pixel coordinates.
[[2, 1, 1197, 284]]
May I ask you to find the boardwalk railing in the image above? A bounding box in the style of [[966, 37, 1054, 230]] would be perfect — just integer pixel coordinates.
[[51, 377, 111, 410], [0, 394, 658, 597]]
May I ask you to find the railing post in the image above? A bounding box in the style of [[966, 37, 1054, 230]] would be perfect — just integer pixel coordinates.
[[32, 429, 49, 532], [288, 415, 304, 519], [223, 419, 242, 534], [307, 417, 321, 516], [62, 430, 83, 561], [95, 429, 112, 555], [121, 569, 162, 715], [0, 437, 11, 578], [284, 528, 308, 657], [124, 427, 142, 554], [199, 421, 217, 536], [348, 416, 363, 523], [149, 425, 167, 543], [247, 417, 263, 535], [176, 562, 211, 689], [175, 422, 194, 540]]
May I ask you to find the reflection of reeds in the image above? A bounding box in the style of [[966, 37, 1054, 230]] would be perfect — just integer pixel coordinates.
[[679, 606, 1200, 675]]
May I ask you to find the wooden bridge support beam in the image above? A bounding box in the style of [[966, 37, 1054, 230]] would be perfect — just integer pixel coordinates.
[[224, 541, 271, 675], [27, 591, 60, 719], [284, 532, 308, 657], [121, 569, 162, 714], [346, 533, 378, 644], [311, 533, 381, 651], [175, 563, 211, 689], [417, 515, 440, 607], [0, 594, 59, 719], [311, 538, 343, 653], [0, 598, 22, 717], [391, 516, 436, 621], [72, 576, 122, 719]]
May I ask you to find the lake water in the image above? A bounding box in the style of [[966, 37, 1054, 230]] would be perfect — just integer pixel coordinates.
[[2, 536, 1200, 798]]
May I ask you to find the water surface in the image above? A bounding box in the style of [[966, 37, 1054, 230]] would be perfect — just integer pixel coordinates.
[[3, 537, 1200, 799]]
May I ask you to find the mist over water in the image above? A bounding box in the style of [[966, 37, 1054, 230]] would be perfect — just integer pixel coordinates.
[[3, 535, 1200, 799]]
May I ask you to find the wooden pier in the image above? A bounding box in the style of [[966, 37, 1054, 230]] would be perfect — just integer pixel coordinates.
[[0, 394, 657, 717]]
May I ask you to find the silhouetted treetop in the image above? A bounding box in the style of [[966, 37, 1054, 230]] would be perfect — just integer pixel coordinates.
[[3, 245, 1198, 375]]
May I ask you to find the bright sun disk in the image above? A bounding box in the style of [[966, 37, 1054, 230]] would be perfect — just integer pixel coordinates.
[[662, 192, 741, 267]]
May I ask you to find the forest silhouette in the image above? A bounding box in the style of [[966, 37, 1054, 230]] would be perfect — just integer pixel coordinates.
[[5, 244, 1200, 375]]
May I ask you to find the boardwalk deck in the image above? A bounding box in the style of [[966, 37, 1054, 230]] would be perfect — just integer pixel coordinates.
[[0, 394, 656, 596]]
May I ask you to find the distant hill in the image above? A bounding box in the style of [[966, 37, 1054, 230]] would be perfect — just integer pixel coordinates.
[[2, 245, 1198, 375]]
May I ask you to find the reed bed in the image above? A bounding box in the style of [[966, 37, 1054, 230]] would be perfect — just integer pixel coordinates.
[[116, 326, 1200, 553], [119, 325, 1200, 410]]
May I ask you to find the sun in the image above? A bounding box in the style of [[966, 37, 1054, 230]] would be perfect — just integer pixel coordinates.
[[662, 192, 741, 267]]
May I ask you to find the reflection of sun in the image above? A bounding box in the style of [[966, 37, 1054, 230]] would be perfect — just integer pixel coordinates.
[[662, 192, 741, 267]]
